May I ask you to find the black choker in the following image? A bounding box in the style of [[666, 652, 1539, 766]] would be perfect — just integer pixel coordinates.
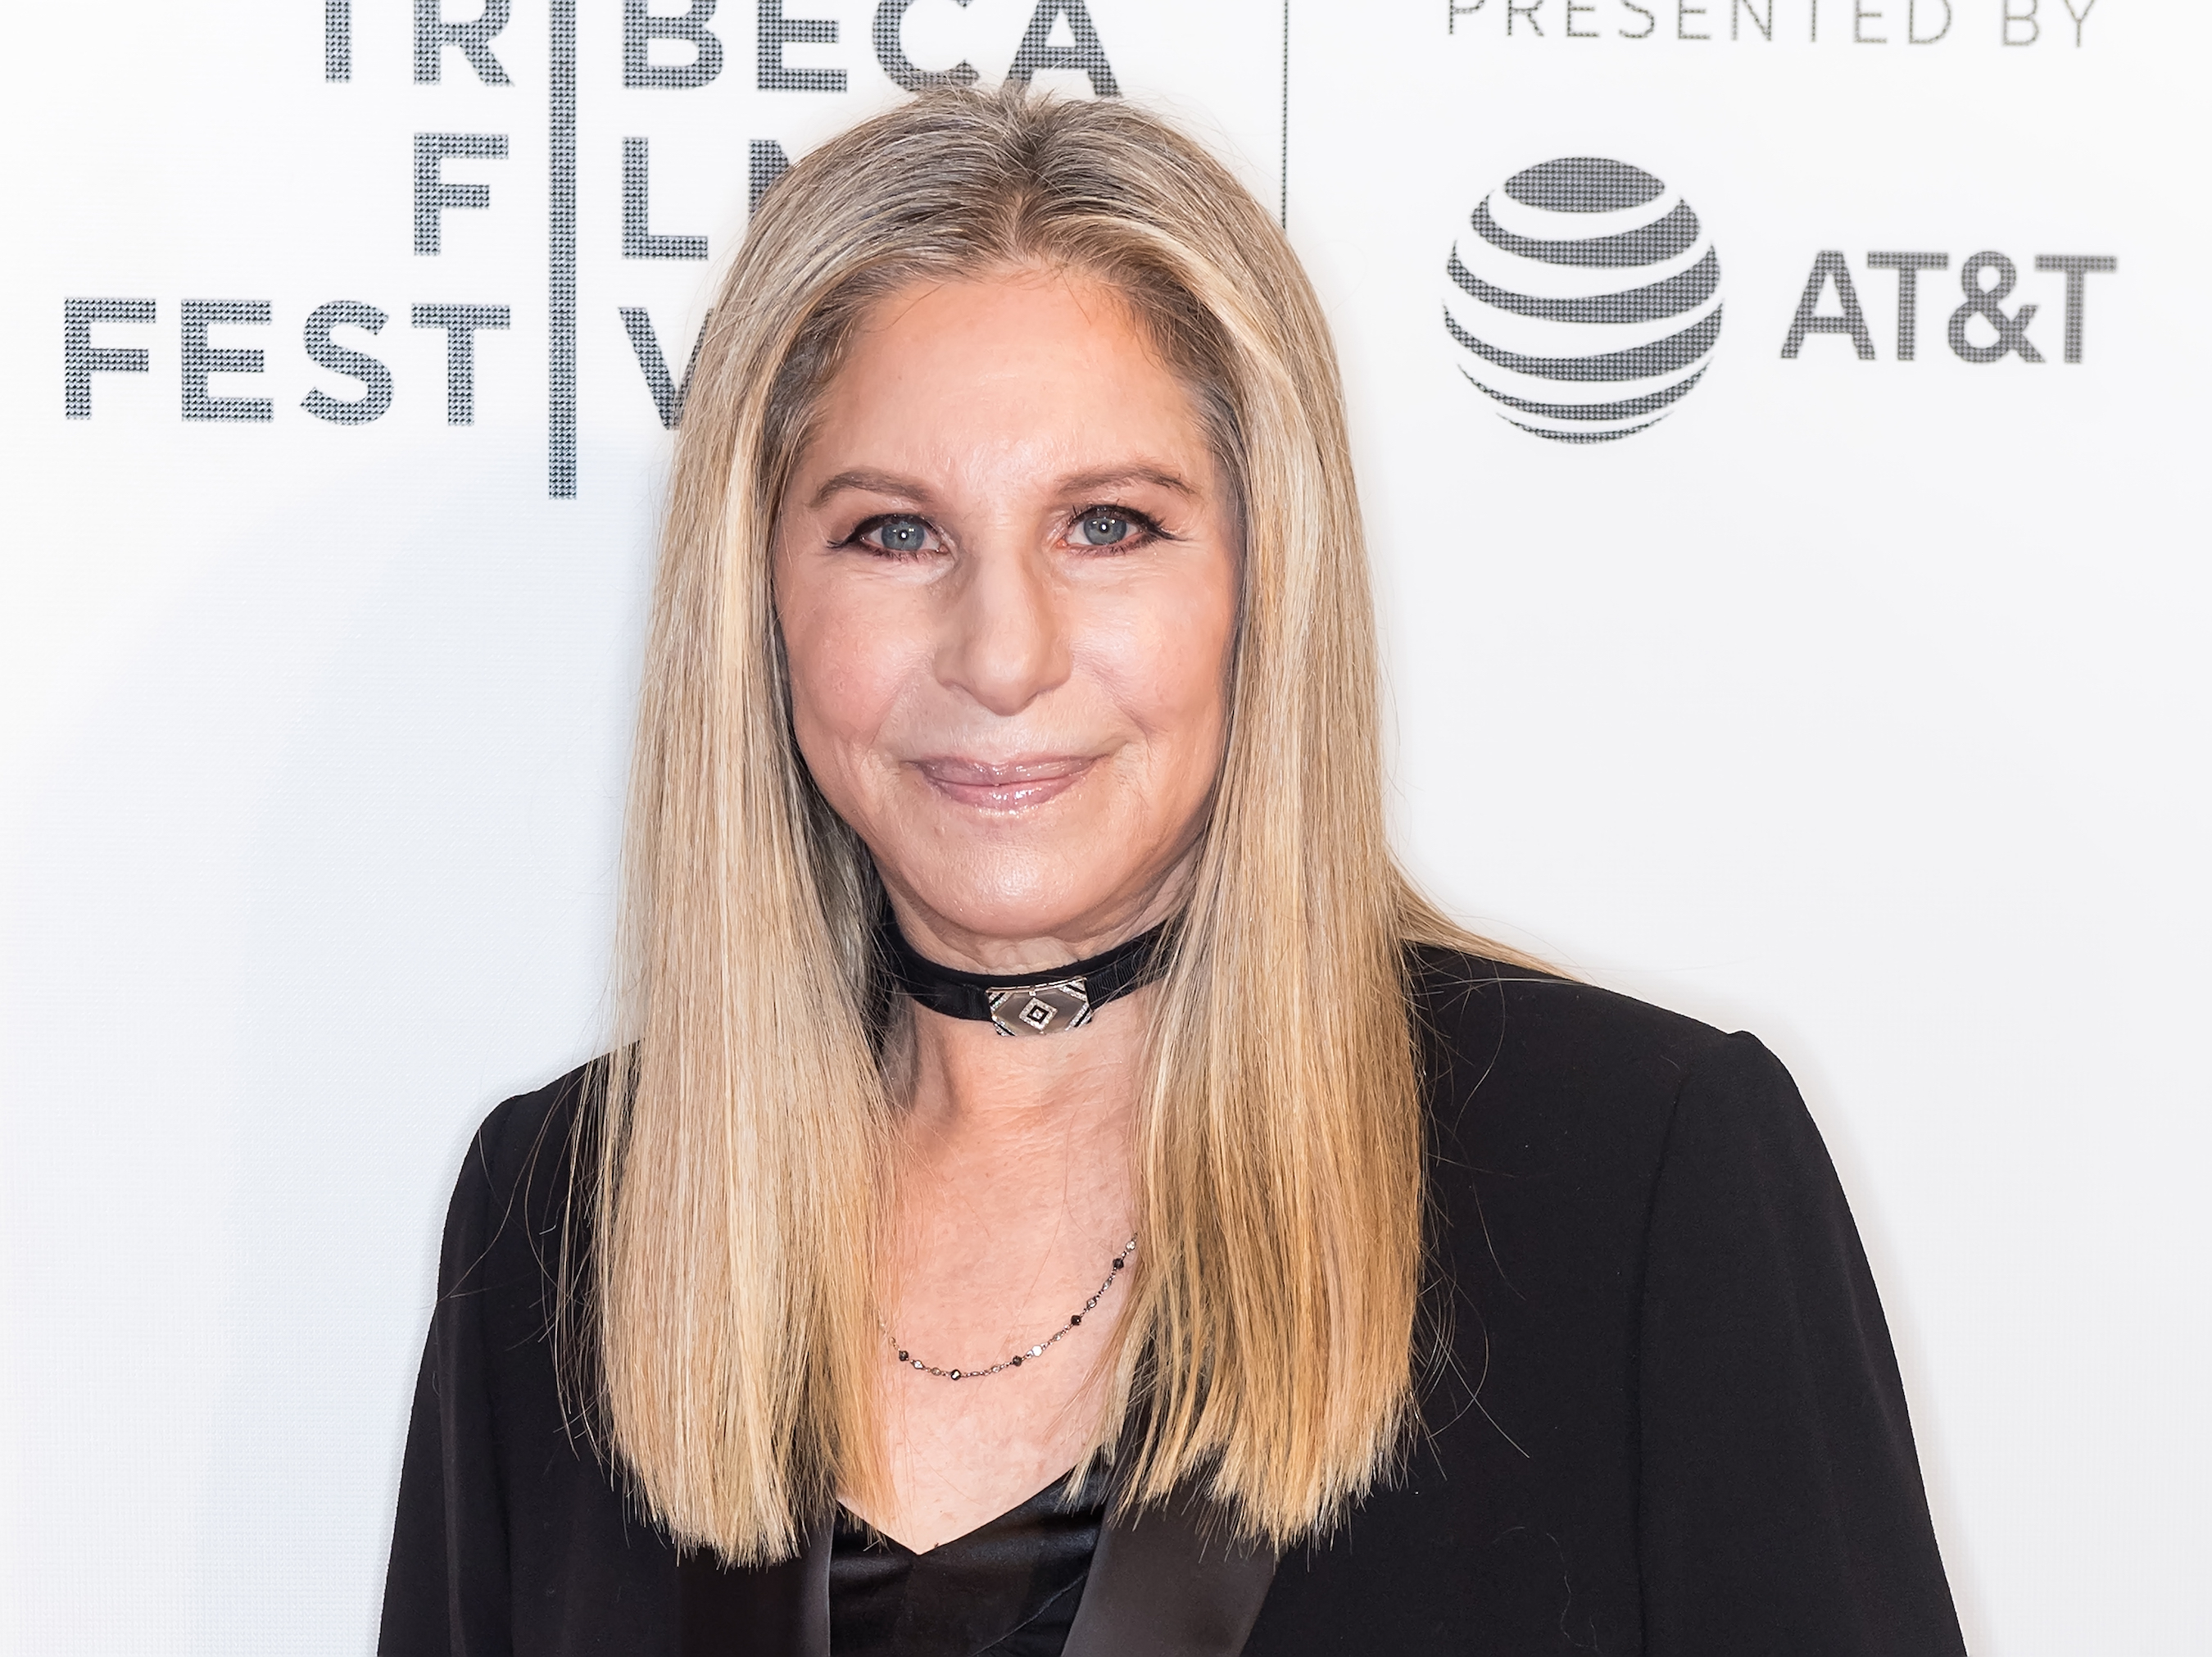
[[881, 915, 1176, 1037]]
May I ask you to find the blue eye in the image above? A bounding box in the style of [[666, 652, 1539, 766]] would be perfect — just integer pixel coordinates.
[[870, 516, 930, 554], [1077, 511, 1131, 546]]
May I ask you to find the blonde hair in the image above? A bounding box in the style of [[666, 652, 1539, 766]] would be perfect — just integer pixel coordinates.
[[582, 85, 1530, 1566]]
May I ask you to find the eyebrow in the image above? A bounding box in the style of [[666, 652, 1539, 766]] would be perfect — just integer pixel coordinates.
[[1060, 465, 1198, 499], [806, 464, 1198, 510], [808, 469, 931, 508]]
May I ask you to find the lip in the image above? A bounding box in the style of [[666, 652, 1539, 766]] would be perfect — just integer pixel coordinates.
[[912, 755, 1094, 812]]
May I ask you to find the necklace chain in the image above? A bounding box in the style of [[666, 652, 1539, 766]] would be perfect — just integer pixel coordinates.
[[889, 1238, 1138, 1382]]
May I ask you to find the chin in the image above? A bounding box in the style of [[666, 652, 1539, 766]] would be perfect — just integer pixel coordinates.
[[890, 857, 1122, 948]]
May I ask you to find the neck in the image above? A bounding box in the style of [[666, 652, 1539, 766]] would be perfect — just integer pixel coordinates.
[[897, 983, 1153, 1142]]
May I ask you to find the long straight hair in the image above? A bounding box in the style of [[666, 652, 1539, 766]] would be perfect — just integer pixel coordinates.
[[581, 85, 1529, 1566]]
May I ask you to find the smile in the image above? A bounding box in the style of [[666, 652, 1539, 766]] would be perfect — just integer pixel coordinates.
[[912, 755, 1094, 812]]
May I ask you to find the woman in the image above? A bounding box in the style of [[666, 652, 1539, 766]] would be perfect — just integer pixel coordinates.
[[380, 88, 1965, 1656]]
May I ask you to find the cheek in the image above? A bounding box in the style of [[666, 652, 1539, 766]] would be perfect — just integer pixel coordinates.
[[777, 565, 926, 792], [1099, 562, 1239, 779]]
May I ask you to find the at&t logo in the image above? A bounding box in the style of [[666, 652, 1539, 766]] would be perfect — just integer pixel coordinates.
[[1442, 157, 1722, 443]]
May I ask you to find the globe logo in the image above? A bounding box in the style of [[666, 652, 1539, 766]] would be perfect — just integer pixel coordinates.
[[1443, 157, 1722, 443]]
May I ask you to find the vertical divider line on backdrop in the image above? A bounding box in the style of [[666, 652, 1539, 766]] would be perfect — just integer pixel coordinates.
[[1279, 0, 1290, 228], [550, 0, 579, 498]]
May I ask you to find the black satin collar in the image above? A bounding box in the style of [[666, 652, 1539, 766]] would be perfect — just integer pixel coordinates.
[[675, 1469, 1278, 1657], [880, 914, 1176, 1036], [829, 1469, 1109, 1657]]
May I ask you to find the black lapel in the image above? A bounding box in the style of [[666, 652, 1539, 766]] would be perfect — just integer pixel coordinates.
[[1063, 1487, 1280, 1657], [676, 1513, 832, 1657], [672, 1486, 1276, 1656]]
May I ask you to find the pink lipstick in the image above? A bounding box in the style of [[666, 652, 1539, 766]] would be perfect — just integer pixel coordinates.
[[913, 756, 1092, 812]]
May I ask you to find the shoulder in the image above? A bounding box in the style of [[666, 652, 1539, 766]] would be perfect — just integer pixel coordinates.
[[1407, 942, 1742, 1101], [1404, 944, 1804, 1193], [436, 1057, 608, 1287], [469, 1056, 602, 1195]]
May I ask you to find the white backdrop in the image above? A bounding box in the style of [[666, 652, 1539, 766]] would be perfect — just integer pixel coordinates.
[[2, 2, 2204, 1651]]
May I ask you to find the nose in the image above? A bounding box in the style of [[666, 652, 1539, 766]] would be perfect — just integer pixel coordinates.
[[935, 539, 1070, 718]]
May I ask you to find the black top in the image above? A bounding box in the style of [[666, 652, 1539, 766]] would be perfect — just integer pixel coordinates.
[[828, 1468, 1107, 1657], [378, 949, 1967, 1657]]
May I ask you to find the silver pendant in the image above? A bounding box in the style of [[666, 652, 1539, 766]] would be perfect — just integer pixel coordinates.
[[986, 978, 1092, 1037]]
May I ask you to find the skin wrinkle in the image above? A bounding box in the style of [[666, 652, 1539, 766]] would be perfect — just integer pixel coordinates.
[[809, 463, 1200, 517]]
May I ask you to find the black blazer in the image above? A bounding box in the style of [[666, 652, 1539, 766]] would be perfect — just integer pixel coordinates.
[[378, 949, 1967, 1657]]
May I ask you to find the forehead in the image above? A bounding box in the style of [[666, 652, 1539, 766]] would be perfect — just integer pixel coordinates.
[[801, 270, 1212, 478]]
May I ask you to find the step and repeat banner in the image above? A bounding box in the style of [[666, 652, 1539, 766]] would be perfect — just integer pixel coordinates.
[[2, 2, 2202, 1651]]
